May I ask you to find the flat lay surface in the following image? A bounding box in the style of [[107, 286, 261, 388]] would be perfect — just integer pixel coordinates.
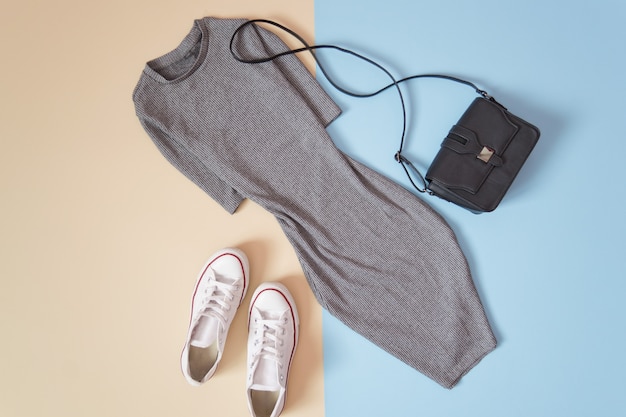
[[1, 2, 323, 417], [316, 1, 626, 416], [2, 1, 625, 417]]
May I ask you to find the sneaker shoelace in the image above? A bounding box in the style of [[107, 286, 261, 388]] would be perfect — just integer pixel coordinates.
[[197, 269, 240, 329], [251, 314, 289, 374]]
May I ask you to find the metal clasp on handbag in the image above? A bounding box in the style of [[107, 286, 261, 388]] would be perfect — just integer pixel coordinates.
[[477, 146, 495, 163]]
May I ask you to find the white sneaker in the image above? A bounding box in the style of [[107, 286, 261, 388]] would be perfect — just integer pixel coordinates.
[[181, 248, 249, 386], [246, 282, 299, 417]]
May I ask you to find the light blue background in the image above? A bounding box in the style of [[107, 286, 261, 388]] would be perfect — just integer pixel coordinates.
[[315, 1, 626, 415]]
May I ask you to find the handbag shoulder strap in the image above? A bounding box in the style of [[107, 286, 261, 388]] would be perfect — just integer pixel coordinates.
[[230, 19, 496, 194]]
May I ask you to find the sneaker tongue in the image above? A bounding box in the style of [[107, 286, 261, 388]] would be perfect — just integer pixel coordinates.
[[190, 316, 219, 348], [253, 356, 280, 388], [258, 308, 286, 321], [214, 270, 238, 285], [250, 382, 280, 392]]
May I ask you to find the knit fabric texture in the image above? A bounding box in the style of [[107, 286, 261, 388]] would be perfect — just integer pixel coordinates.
[[133, 17, 496, 388]]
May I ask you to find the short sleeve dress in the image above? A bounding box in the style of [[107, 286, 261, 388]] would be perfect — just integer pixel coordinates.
[[133, 17, 496, 388]]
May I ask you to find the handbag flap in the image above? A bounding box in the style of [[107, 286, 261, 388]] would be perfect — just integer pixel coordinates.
[[425, 98, 520, 194], [462, 98, 519, 154], [442, 125, 503, 167]]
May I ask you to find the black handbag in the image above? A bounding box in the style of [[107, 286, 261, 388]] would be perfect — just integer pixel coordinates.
[[422, 97, 540, 212], [393, 89, 540, 213], [231, 20, 541, 213]]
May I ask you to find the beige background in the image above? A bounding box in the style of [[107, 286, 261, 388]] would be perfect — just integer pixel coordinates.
[[1, 1, 325, 416]]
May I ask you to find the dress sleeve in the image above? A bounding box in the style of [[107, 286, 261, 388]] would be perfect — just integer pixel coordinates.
[[234, 22, 342, 127], [139, 117, 244, 214]]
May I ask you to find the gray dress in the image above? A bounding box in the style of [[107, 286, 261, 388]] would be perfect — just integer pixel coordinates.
[[133, 17, 496, 388]]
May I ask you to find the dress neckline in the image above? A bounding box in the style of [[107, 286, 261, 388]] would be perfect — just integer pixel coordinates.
[[143, 18, 210, 84]]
